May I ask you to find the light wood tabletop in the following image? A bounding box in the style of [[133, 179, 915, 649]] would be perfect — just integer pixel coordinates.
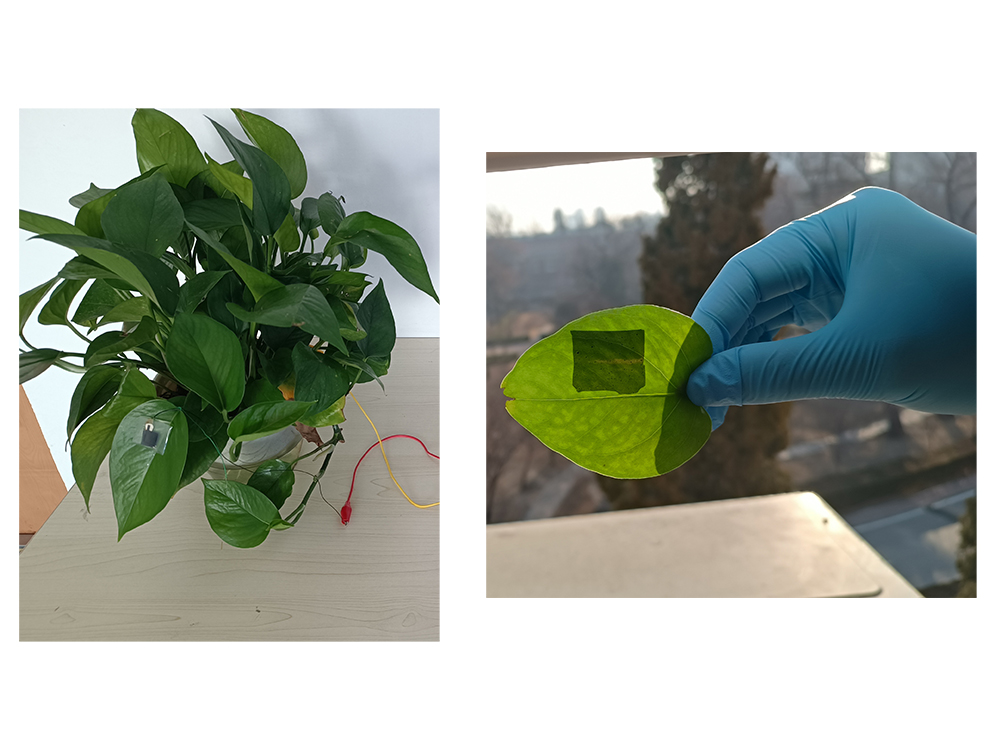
[[20, 338, 439, 641]]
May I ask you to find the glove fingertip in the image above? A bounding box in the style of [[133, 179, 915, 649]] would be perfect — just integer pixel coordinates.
[[686, 350, 743, 408]]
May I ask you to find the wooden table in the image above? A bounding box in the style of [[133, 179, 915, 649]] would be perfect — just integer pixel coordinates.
[[20, 338, 439, 640], [487, 492, 921, 597]]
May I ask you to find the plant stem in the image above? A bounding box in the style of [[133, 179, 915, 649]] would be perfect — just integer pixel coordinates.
[[289, 425, 344, 466], [66, 324, 92, 345], [284, 448, 335, 526]]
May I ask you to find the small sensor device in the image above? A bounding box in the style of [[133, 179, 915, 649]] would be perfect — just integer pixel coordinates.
[[138, 418, 173, 455]]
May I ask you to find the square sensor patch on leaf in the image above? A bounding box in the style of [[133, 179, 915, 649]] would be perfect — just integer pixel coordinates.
[[571, 329, 645, 394]]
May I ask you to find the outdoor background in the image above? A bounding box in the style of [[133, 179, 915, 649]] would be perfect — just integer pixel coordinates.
[[486, 152, 977, 597], [19, 108, 440, 489]]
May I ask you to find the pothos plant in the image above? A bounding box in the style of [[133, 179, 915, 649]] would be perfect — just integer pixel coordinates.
[[19, 108, 438, 548]]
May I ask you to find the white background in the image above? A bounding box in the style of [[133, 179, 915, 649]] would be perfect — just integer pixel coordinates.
[[6, 2, 996, 749], [20, 108, 440, 487]]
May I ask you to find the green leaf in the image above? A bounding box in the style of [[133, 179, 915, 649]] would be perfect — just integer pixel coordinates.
[[37, 279, 86, 329], [19, 209, 85, 236], [202, 479, 281, 548], [72, 279, 132, 330], [183, 198, 244, 232], [334, 211, 438, 302], [355, 279, 395, 360], [233, 109, 308, 199], [160, 251, 196, 280], [242, 378, 285, 408], [298, 394, 346, 428], [164, 312, 245, 413], [246, 459, 296, 510], [69, 183, 114, 209], [176, 270, 230, 315], [100, 173, 185, 257], [32, 234, 179, 314], [274, 211, 300, 254], [311, 268, 371, 289], [58, 257, 127, 282], [204, 155, 253, 207], [298, 197, 321, 236], [176, 423, 228, 489], [226, 283, 348, 355], [331, 352, 383, 390], [317, 192, 345, 235], [19, 278, 59, 337], [501, 305, 713, 479], [208, 118, 291, 238], [99, 296, 152, 327], [227, 400, 314, 445], [132, 109, 207, 188], [70, 368, 156, 506], [187, 223, 284, 301], [74, 167, 166, 239], [178, 391, 225, 443], [334, 240, 367, 270], [110, 400, 189, 540], [291, 342, 351, 416], [84, 316, 158, 367], [19, 349, 74, 383], [66, 365, 122, 440]]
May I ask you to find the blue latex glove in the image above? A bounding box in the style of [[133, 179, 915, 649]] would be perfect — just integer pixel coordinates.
[[686, 187, 976, 431]]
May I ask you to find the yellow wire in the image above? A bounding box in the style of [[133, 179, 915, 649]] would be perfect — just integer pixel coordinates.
[[350, 392, 439, 509]]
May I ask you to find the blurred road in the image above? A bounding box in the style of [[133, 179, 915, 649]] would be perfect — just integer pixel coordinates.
[[842, 475, 975, 590]]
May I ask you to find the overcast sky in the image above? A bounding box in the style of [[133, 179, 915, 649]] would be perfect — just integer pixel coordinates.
[[19, 108, 440, 487], [486, 157, 664, 235]]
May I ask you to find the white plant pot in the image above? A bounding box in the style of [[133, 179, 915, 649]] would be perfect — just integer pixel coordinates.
[[205, 425, 303, 483]]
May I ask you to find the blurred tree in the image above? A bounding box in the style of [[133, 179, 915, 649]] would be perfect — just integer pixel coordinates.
[[487, 205, 514, 237], [598, 152, 793, 510], [553, 208, 567, 233]]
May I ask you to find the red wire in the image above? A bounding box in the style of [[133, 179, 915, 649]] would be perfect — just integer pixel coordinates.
[[340, 434, 440, 525]]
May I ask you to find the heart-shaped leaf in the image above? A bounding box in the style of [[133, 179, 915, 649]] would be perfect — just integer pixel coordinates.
[[501, 304, 713, 479], [66, 364, 123, 439], [355, 279, 395, 360], [31, 233, 179, 314], [226, 283, 348, 355], [72, 279, 132, 330], [100, 173, 185, 257], [176, 422, 229, 489], [232, 109, 308, 199], [333, 211, 438, 303], [205, 155, 254, 207], [19, 349, 75, 383], [19, 209, 85, 236], [208, 117, 291, 238], [70, 369, 156, 507], [226, 400, 314, 444], [291, 342, 351, 416], [84, 316, 158, 367], [110, 399, 189, 539], [19, 278, 59, 338], [246, 459, 296, 510], [132, 109, 207, 188], [175, 270, 230, 316], [187, 223, 284, 302], [164, 312, 245, 413], [202, 479, 283, 548]]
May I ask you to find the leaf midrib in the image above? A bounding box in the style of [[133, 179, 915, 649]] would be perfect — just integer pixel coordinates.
[[510, 391, 679, 402]]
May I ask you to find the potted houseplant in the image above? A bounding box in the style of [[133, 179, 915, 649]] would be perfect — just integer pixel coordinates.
[[19, 108, 438, 548]]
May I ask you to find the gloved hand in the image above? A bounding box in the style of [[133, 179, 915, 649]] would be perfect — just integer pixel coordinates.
[[686, 187, 976, 431]]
